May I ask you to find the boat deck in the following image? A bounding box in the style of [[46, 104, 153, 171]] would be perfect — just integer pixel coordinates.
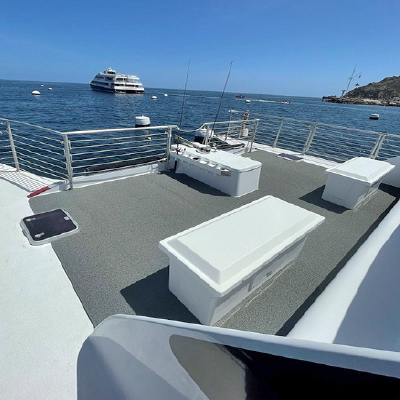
[[29, 150, 400, 334]]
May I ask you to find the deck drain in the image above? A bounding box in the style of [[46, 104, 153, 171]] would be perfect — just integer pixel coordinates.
[[277, 153, 303, 162], [21, 209, 79, 246]]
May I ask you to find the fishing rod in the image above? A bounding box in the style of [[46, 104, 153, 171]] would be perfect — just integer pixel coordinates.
[[178, 59, 191, 131], [175, 60, 191, 153], [211, 61, 233, 136]]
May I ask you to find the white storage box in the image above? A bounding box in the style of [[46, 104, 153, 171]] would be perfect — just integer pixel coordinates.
[[159, 196, 325, 325], [172, 148, 262, 197], [322, 157, 395, 209]]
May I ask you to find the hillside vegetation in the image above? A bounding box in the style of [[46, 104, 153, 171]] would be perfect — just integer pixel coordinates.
[[346, 75, 400, 101], [324, 75, 400, 106]]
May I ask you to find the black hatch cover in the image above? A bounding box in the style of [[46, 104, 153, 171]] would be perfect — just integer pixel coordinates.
[[21, 209, 79, 246]]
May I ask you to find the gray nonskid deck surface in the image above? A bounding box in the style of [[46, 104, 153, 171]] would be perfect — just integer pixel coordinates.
[[30, 151, 400, 333]]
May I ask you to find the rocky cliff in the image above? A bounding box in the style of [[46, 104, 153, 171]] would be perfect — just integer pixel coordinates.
[[323, 75, 400, 106]]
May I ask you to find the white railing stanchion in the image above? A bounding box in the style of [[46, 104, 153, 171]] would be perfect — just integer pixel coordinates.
[[6, 121, 20, 171], [62, 134, 74, 189], [370, 134, 387, 159], [303, 122, 318, 155], [166, 127, 172, 164], [273, 118, 285, 148]]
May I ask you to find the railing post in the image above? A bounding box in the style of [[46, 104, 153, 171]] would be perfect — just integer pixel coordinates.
[[240, 111, 249, 139], [206, 125, 212, 146], [62, 134, 74, 189], [273, 118, 285, 148], [369, 133, 387, 159], [249, 119, 259, 152], [302, 122, 318, 155], [6, 121, 20, 171], [227, 110, 235, 137], [166, 127, 172, 168]]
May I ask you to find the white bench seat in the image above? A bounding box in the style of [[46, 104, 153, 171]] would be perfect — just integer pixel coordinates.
[[159, 196, 325, 325], [171, 147, 262, 197], [322, 157, 395, 209]]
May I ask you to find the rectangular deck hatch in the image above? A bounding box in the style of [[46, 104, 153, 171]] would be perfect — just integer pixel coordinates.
[[21, 209, 79, 246], [277, 153, 303, 162]]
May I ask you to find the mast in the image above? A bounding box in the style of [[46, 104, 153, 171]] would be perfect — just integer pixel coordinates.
[[341, 66, 361, 97]]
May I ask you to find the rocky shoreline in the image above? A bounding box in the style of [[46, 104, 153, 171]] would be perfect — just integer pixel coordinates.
[[322, 96, 400, 107], [322, 75, 400, 107]]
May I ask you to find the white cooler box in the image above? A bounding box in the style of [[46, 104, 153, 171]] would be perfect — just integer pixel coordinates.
[[322, 157, 395, 209], [159, 196, 325, 325], [172, 148, 262, 197]]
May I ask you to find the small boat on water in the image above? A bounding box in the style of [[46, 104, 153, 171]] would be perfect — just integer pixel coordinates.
[[89, 67, 145, 94], [235, 94, 245, 98], [370, 113, 380, 120]]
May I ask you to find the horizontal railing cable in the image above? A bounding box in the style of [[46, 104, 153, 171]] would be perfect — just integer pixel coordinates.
[[3, 114, 400, 187]]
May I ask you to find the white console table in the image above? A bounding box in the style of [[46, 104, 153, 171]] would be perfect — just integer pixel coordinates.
[[159, 196, 325, 325], [171, 147, 262, 197]]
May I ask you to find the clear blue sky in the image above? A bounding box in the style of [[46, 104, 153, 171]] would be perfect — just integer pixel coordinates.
[[2, 0, 399, 97]]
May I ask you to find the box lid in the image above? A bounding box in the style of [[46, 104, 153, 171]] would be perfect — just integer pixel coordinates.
[[180, 148, 262, 172], [159, 196, 324, 292], [326, 157, 395, 183]]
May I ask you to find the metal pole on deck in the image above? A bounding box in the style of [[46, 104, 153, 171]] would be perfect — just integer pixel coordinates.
[[6, 121, 20, 171], [249, 119, 259, 152], [166, 127, 172, 169], [206, 126, 212, 146], [370, 133, 387, 159], [273, 118, 285, 148], [303, 122, 318, 155], [62, 134, 74, 189]]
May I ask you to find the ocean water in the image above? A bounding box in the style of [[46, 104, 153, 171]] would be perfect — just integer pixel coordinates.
[[1, 79, 400, 136]]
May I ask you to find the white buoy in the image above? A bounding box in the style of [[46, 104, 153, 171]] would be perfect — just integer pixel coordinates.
[[151, 95, 157, 99], [40, 84, 44, 87], [164, 93, 168, 97], [48, 87, 53, 90], [31, 90, 41, 95], [135, 115, 151, 127]]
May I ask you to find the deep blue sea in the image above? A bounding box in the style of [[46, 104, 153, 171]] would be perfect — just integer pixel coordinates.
[[1, 79, 400, 136]]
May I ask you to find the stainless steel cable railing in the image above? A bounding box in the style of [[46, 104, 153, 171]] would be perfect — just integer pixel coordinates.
[[0, 119, 178, 188], [199, 118, 260, 151], [0, 119, 66, 179], [2, 113, 400, 190], [229, 111, 400, 162], [61, 126, 176, 188]]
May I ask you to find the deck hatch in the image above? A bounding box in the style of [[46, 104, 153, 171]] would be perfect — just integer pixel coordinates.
[[277, 153, 303, 162], [21, 209, 79, 246]]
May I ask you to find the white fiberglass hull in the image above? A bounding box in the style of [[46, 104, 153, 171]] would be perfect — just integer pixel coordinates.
[[89, 83, 145, 94]]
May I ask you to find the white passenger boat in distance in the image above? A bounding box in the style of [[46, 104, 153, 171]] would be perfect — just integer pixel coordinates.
[[89, 67, 145, 94]]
